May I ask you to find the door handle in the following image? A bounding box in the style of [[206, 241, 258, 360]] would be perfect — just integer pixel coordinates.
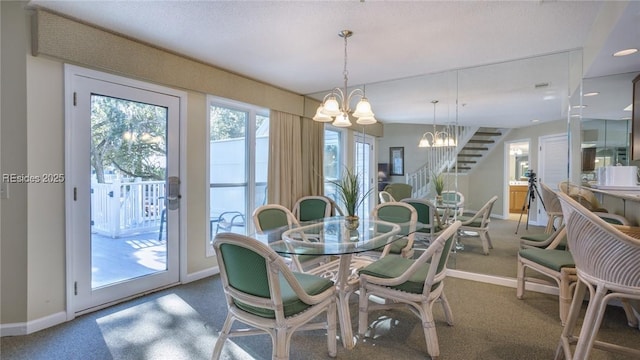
[[167, 176, 181, 210]]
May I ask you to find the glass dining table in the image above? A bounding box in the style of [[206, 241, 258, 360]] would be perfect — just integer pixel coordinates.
[[253, 216, 422, 350]]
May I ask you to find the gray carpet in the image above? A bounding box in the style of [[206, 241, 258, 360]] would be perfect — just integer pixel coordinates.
[[1, 274, 638, 359]]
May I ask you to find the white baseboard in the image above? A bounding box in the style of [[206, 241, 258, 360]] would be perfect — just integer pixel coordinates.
[[0, 311, 67, 337], [182, 266, 219, 283], [447, 269, 558, 295]]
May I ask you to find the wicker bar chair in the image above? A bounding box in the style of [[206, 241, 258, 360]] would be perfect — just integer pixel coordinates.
[[555, 192, 640, 360], [540, 182, 563, 234]]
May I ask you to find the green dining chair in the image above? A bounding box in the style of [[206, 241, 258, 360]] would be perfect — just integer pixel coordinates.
[[401, 198, 444, 246], [358, 220, 461, 359], [291, 196, 332, 222], [253, 204, 325, 271], [370, 202, 417, 259], [212, 232, 337, 360]]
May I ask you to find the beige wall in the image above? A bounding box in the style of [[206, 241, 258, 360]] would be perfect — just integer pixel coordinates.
[[0, 4, 311, 327], [1, 0, 30, 325]]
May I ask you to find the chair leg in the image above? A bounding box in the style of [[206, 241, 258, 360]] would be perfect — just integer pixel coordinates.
[[485, 231, 493, 249], [516, 258, 525, 299], [327, 299, 337, 357], [555, 280, 588, 360], [211, 314, 234, 360], [480, 232, 490, 255], [558, 269, 574, 326], [418, 302, 440, 359], [273, 327, 290, 360], [620, 298, 640, 328], [573, 284, 607, 360], [439, 292, 454, 326], [358, 284, 370, 336]]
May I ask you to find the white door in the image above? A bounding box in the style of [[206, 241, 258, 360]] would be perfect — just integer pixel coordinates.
[[537, 133, 568, 227], [66, 66, 183, 313]]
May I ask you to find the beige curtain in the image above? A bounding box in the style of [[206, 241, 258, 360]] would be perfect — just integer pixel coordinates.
[[268, 110, 324, 209]]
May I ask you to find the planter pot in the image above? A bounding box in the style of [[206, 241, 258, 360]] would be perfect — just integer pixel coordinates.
[[345, 215, 360, 230]]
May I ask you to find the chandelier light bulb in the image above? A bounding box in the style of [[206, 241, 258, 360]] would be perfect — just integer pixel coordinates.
[[312, 106, 333, 122], [332, 112, 352, 127]]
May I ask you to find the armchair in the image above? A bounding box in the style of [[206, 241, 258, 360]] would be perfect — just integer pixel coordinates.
[[370, 202, 417, 259], [212, 232, 337, 360], [457, 195, 498, 255], [383, 183, 413, 201], [401, 198, 444, 246], [358, 221, 461, 359]]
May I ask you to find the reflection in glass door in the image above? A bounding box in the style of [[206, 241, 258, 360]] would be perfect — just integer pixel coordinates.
[[67, 66, 181, 313]]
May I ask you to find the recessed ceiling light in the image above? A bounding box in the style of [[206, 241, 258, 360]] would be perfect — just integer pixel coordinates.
[[531, 119, 540, 123], [572, 105, 587, 109], [571, 114, 582, 118], [583, 92, 599, 97], [613, 48, 638, 57], [621, 117, 632, 120]]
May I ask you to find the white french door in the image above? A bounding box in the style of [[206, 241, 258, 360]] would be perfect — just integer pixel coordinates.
[[65, 65, 183, 313]]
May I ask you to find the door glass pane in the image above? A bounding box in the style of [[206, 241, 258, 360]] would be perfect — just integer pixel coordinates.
[[355, 136, 372, 218], [255, 114, 269, 207], [90, 94, 168, 289], [324, 129, 342, 202]]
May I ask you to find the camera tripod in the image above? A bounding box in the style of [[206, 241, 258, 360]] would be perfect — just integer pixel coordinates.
[[515, 173, 546, 234]]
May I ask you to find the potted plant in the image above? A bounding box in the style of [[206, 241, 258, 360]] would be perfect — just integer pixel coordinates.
[[433, 172, 445, 204], [331, 167, 372, 230]]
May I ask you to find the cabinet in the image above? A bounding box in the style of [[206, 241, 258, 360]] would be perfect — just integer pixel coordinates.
[[509, 185, 529, 213]]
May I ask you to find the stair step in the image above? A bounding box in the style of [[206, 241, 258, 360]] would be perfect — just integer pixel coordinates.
[[474, 131, 502, 136], [468, 139, 495, 144], [458, 153, 483, 157], [462, 147, 489, 151], [457, 160, 477, 164]]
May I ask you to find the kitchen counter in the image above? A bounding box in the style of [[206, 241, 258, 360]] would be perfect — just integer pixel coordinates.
[[585, 186, 640, 225]]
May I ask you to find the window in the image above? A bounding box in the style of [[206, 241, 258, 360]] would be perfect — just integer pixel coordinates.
[[207, 97, 268, 255], [324, 128, 344, 203]]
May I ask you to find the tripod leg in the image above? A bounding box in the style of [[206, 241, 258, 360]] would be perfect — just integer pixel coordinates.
[[515, 188, 532, 234]]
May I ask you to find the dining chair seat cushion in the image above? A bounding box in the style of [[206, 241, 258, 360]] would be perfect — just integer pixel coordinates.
[[518, 248, 574, 272], [458, 216, 482, 227], [520, 233, 567, 249], [388, 237, 409, 254], [234, 272, 334, 318], [358, 255, 436, 294]]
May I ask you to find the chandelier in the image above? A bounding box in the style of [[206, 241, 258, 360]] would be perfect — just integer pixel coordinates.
[[312, 30, 376, 127], [418, 100, 457, 147]]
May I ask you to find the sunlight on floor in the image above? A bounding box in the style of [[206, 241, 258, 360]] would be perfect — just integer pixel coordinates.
[[97, 294, 216, 359]]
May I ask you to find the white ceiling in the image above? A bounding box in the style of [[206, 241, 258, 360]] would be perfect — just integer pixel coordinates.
[[28, 0, 640, 128]]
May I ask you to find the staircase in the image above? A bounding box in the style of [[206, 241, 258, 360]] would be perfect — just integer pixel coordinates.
[[406, 126, 509, 198], [455, 127, 507, 173]]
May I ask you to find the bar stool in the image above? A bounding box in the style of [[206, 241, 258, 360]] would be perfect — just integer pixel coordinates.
[[555, 192, 640, 360]]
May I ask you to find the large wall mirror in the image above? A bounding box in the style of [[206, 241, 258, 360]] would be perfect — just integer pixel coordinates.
[[372, 50, 581, 281], [580, 72, 638, 185]]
